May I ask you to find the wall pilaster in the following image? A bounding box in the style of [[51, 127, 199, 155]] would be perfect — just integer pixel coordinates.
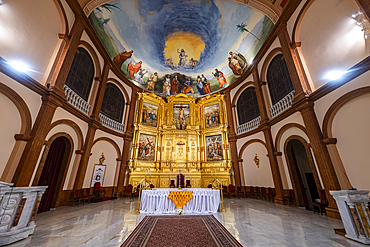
[[224, 90, 241, 186], [296, 100, 341, 218]]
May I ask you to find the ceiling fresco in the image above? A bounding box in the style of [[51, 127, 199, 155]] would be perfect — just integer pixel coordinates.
[[89, 0, 274, 97]]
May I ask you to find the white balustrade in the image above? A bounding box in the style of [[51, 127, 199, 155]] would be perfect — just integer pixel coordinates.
[[269, 90, 295, 119], [63, 85, 91, 116], [0, 182, 47, 246], [237, 116, 261, 135], [99, 113, 124, 133]]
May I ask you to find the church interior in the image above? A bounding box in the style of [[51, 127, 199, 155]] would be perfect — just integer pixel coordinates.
[[0, 0, 370, 246]]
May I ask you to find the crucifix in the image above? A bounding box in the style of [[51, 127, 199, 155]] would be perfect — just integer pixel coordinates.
[[174, 104, 189, 130]]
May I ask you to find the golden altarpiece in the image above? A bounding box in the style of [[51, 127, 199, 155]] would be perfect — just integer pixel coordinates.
[[128, 92, 231, 188]]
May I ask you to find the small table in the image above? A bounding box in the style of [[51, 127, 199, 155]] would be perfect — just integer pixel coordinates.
[[139, 188, 221, 214]]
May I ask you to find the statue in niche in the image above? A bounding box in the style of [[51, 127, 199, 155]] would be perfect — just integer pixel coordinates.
[[173, 104, 189, 130]]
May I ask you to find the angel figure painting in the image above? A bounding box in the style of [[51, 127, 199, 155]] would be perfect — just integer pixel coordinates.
[[137, 134, 156, 161], [141, 103, 158, 127], [173, 104, 189, 130], [204, 103, 220, 128], [206, 135, 223, 161]]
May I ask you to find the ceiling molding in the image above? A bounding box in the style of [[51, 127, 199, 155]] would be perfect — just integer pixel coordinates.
[[79, 0, 282, 23]]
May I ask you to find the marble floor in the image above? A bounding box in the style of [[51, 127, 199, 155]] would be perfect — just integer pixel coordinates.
[[7, 198, 365, 247]]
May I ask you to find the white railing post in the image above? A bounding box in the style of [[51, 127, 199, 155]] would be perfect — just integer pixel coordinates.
[[63, 85, 91, 116], [99, 113, 124, 133], [236, 115, 261, 135], [269, 90, 295, 118]]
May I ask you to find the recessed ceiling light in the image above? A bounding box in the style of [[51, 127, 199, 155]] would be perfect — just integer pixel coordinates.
[[9, 61, 29, 72], [325, 70, 346, 80]]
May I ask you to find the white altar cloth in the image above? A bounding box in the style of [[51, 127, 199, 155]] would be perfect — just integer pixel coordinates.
[[139, 188, 221, 214]]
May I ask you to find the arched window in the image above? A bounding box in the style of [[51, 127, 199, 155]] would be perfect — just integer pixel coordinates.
[[267, 54, 294, 105], [65, 47, 95, 101], [237, 87, 260, 125], [101, 83, 125, 123]]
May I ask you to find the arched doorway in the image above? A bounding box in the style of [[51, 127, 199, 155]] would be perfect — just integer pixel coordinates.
[[37, 137, 71, 213], [285, 139, 320, 210]]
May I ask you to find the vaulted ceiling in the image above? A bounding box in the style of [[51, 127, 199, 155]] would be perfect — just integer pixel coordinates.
[[82, 0, 288, 97]]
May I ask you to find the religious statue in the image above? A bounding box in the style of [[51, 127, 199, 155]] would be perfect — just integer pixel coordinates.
[[99, 153, 105, 164], [174, 104, 189, 130], [253, 154, 260, 168]]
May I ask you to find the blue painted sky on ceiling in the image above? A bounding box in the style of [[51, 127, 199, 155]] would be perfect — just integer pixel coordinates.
[[89, 0, 274, 97]]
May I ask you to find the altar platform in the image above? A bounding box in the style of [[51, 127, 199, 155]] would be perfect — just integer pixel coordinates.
[[139, 188, 221, 214]]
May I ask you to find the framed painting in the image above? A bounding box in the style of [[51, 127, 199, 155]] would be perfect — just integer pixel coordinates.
[[173, 104, 189, 130], [137, 134, 156, 161], [90, 164, 106, 187], [204, 103, 220, 128], [141, 102, 158, 127], [205, 135, 223, 161]]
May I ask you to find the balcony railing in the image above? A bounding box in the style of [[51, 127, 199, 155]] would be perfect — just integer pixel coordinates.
[[99, 113, 124, 133], [269, 90, 295, 119], [63, 85, 91, 116], [237, 116, 261, 135]]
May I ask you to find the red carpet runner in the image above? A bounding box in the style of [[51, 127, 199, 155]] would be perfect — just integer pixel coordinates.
[[121, 215, 242, 247]]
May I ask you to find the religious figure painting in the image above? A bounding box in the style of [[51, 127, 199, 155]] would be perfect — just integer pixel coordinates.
[[204, 103, 221, 128], [173, 104, 189, 130], [137, 134, 156, 161], [90, 164, 106, 187], [141, 102, 158, 127], [205, 135, 223, 161], [88, 0, 274, 97]]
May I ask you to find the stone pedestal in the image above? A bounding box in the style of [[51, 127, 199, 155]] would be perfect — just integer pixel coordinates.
[[330, 190, 370, 244], [0, 182, 47, 246]]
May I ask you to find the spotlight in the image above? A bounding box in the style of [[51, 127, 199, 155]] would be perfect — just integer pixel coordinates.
[[325, 70, 346, 80], [352, 11, 362, 19], [9, 61, 29, 72], [357, 18, 367, 26]]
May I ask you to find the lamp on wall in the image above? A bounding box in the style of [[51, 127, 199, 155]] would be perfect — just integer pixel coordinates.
[[352, 10, 370, 39]]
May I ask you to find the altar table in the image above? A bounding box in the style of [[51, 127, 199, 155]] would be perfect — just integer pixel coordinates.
[[139, 188, 221, 214]]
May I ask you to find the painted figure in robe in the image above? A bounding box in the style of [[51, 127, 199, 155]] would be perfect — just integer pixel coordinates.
[[127, 61, 142, 80], [171, 75, 180, 95], [181, 78, 194, 94], [196, 76, 203, 95], [161, 75, 171, 96], [212, 69, 227, 88], [134, 68, 147, 84], [202, 74, 211, 94], [177, 49, 187, 67], [147, 72, 158, 92]]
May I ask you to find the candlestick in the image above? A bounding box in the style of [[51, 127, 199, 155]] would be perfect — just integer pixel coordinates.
[[215, 170, 217, 176], [211, 170, 213, 176]]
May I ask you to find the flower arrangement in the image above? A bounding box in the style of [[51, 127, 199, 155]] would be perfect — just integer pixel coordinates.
[[177, 207, 183, 215]]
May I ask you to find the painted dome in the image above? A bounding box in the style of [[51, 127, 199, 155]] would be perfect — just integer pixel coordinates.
[[89, 0, 274, 97]]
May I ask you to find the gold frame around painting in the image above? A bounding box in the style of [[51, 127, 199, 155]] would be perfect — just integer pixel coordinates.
[[204, 103, 221, 129], [90, 164, 107, 187], [141, 102, 159, 128]]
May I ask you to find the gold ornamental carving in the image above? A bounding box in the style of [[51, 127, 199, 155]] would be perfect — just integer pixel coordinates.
[[128, 92, 231, 188]]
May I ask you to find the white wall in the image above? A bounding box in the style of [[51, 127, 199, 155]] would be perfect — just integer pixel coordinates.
[[0, 93, 21, 177], [0, 0, 62, 83], [242, 142, 274, 187], [299, 0, 368, 89], [0, 73, 42, 123], [332, 94, 370, 191], [83, 140, 119, 188]]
